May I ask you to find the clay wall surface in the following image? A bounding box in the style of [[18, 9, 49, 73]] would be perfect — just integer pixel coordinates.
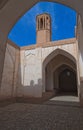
[[0, 38, 78, 98], [17, 48, 42, 98], [19, 38, 77, 97], [0, 40, 20, 99], [37, 30, 51, 44]]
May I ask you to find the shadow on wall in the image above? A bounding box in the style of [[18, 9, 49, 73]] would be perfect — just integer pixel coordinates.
[[15, 50, 43, 98], [0, 44, 79, 99], [0, 42, 43, 99], [0, 43, 19, 99], [16, 76, 42, 98], [16, 61, 42, 98]]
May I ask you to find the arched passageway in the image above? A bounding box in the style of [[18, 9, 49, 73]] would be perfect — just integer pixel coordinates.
[[53, 64, 77, 95], [43, 49, 78, 96]]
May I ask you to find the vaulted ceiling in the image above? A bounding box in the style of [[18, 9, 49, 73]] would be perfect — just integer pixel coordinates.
[[0, 0, 83, 88], [0, 0, 9, 9]]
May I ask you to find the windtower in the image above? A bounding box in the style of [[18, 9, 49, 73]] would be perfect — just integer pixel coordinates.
[[36, 13, 51, 44]]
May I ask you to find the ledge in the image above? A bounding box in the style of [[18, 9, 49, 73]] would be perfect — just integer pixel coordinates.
[[20, 38, 76, 50]]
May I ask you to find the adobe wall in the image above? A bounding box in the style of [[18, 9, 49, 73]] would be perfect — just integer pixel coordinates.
[[18, 38, 78, 97], [0, 40, 20, 100], [0, 38, 79, 99], [17, 48, 42, 98], [77, 14, 83, 105]]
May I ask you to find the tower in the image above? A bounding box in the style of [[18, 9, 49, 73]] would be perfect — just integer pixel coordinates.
[[36, 13, 51, 44]]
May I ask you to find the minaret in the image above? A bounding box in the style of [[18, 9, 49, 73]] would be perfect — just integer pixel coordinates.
[[36, 13, 51, 44]]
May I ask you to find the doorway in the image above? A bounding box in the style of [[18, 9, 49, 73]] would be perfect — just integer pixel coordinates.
[[54, 65, 77, 96]]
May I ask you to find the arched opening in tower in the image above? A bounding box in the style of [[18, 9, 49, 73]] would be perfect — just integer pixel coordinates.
[[40, 18, 43, 29]]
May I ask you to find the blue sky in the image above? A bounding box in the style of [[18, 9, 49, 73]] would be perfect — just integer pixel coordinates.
[[8, 2, 76, 47]]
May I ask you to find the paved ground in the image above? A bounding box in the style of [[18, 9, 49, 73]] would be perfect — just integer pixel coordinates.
[[50, 95, 79, 102], [0, 96, 83, 130]]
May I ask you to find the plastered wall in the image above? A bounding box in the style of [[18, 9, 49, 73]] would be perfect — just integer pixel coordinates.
[[17, 48, 42, 98], [19, 39, 77, 97], [0, 40, 20, 99], [0, 38, 78, 99]]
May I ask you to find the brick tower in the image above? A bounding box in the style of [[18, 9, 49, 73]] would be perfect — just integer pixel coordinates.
[[36, 13, 51, 44]]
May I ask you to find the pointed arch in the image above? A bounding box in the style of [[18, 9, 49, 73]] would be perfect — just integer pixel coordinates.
[[43, 48, 76, 68], [42, 48, 77, 93]]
